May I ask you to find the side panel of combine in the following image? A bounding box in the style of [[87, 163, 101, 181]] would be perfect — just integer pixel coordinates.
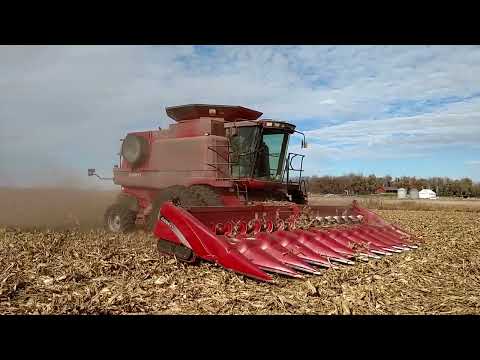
[[113, 135, 231, 189]]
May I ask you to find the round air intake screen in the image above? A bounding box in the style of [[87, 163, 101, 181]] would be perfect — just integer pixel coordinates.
[[121, 134, 149, 166]]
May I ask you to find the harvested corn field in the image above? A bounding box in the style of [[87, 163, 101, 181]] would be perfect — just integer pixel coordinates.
[[1, 208, 479, 314]]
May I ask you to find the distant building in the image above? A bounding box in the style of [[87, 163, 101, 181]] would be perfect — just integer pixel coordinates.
[[375, 186, 398, 194], [419, 189, 437, 199]]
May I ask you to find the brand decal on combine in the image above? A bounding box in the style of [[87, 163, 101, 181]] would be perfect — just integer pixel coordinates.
[[159, 217, 191, 249], [128, 173, 142, 177]]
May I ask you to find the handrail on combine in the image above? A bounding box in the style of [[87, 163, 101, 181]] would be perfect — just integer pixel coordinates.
[[283, 152, 305, 187], [206, 142, 250, 180]]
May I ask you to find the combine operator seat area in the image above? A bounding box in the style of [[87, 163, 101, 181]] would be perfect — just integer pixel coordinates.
[[256, 129, 289, 181], [230, 126, 260, 178], [254, 140, 270, 179], [227, 120, 294, 182]]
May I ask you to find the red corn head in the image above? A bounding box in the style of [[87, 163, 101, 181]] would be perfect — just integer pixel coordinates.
[[153, 200, 420, 282]]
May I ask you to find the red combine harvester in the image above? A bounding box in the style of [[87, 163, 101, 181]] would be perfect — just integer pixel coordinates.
[[89, 104, 419, 282]]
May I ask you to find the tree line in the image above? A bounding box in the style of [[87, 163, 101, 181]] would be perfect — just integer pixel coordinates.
[[305, 174, 480, 197]]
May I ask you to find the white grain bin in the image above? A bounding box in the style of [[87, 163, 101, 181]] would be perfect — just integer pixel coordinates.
[[397, 188, 407, 199], [409, 188, 419, 199], [419, 189, 437, 200]]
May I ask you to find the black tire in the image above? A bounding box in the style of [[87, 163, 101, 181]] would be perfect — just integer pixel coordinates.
[[188, 185, 223, 206], [104, 204, 137, 233], [266, 191, 290, 202], [290, 190, 308, 205], [116, 193, 139, 212], [146, 185, 204, 231]]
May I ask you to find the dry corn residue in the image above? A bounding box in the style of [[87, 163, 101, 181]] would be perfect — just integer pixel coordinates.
[[1, 210, 480, 314]]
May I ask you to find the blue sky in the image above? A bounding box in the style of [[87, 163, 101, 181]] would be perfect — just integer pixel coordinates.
[[1, 45, 480, 188]]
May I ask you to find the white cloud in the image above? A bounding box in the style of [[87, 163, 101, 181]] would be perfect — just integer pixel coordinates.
[[304, 97, 480, 156], [1, 45, 480, 186]]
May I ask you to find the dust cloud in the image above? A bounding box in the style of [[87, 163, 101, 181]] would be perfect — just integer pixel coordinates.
[[0, 159, 122, 230], [0, 187, 119, 230]]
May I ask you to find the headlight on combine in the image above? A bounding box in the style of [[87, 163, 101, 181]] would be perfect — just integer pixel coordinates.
[[121, 134, 149, 166]]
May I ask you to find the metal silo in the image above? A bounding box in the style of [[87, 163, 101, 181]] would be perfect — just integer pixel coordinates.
[[409, 188, 419, 199], [397, 188, 407, 199]]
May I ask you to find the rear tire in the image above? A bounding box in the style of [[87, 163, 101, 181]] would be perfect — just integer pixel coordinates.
[[104, 204, 137, 233]]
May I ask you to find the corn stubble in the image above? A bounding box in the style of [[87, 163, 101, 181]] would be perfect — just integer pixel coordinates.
[[1, 210, 479, 315]]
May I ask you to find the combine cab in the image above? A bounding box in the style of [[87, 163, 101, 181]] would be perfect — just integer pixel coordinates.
[[90, 104, 419, 282]]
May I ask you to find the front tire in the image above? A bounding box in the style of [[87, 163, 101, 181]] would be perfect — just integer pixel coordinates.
[[104, 204, 137, 233], [290, 190, 308, 205], [188, 185, 223, 206], [146, 185, 204, 231]]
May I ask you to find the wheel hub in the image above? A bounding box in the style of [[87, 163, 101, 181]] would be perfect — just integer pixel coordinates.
[[109, 214, 122, 232]]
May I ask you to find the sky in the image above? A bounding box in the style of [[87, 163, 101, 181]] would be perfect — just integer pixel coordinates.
[[1, 45, 480, 189]]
